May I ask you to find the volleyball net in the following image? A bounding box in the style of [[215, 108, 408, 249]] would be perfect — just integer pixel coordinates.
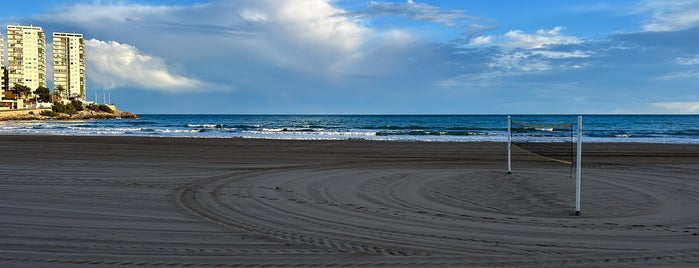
[[509, 119, 575, 165], [507, 116, 583, 215]]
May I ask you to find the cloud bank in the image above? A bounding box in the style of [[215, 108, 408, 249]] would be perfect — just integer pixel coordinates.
[[13, 0, 699, 113], [86, 39, 206, 92]]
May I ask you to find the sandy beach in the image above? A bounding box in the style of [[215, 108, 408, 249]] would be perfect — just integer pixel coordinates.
[[1, 135, 698, 267]]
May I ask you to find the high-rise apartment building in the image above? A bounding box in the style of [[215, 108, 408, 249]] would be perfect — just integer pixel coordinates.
[[6, 25, 46, 99], [53, 32, 85, 100], [1, 33, 5, 93]]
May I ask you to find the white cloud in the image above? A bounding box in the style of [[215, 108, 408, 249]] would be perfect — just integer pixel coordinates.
[[531, 50, 591, 59], [275, 0, 368, 52], [488, 26, 582, 50], [85, 39, 207, 92], [676, 55, 699, 65], [466, 27, 587, 72], [469, 35, 493, 46], [652, 101, 699, 113], [502, 26, 582, 49], [239, 8, 268, 22], [489, 52, 551, 71], [636, 0, 699, 32]]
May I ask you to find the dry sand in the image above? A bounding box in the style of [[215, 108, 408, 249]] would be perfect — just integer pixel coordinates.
[[1, 135, 698, 267]]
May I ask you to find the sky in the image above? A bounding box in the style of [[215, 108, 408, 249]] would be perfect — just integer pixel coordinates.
[[1, 0, 698, 114]]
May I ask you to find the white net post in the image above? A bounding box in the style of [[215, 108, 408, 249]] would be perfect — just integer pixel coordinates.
[[507, 115, 512, 174], [575, 116, 582, 216]]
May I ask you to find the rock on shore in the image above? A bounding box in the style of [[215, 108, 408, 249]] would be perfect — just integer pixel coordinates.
[[0, 109, 140, 121]]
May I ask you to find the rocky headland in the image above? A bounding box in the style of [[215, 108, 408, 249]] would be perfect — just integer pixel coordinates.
[[0, 106, 139, 121]]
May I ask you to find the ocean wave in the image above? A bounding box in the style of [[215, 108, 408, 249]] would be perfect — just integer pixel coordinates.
[[375, 130, 491, 136], [512, 126, 571, 132], [1, 114, 697, 144], [371, 125, 430, 130], [185, 123, 224, 129], [154, 128, 204, 134], [257, 128, 324, 133]]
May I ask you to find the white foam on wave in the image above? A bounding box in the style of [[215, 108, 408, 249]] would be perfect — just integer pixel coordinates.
[[186, 123, 224, 129]]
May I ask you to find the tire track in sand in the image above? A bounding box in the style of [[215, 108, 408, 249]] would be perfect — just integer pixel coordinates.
[[174, 164, 699, 265]]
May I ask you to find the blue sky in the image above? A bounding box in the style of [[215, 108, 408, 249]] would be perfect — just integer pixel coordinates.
[[2, 0, 698, 114]]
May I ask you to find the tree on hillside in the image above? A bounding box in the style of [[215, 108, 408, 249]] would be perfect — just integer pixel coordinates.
[[71, 99, 84, 111], [34, 86, 51, 103], [12, 84, 32, 100], [51, 101, 77, 115]]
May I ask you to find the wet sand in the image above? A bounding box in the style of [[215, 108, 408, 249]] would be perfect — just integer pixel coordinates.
[[1, 135, 698, 267]]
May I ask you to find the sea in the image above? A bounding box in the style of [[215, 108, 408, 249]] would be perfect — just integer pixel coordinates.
[[1, 114, 698, 144]]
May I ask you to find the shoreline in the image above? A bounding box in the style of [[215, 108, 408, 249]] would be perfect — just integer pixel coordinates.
[[1, 132, 698, 145]]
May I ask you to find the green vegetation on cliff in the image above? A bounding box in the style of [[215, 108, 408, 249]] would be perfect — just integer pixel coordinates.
[[1, 101, 138, 121]]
